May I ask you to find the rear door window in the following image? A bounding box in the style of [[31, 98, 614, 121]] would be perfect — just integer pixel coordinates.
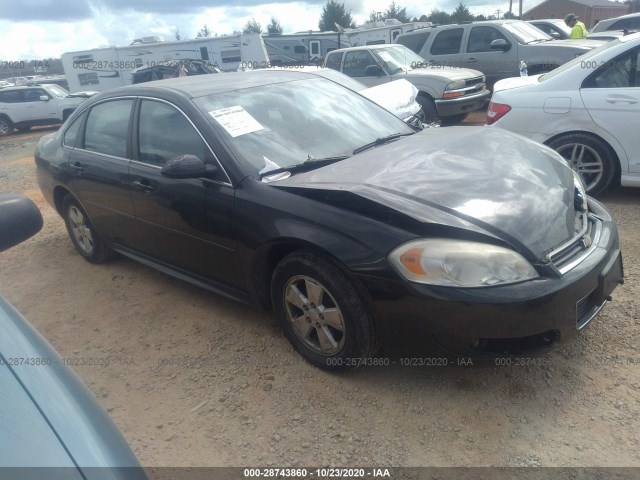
[[325, 52, 343, 71], [83, 99, 134, 158]]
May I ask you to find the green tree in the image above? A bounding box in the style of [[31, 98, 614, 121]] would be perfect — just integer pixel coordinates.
[[267, 17, 283, 34], [502, 11, 518, 19], [196, 25, 211, 37], [369, 2, 410, 23], [418, 14, 429, 22], [451, 2, 474, 22], [319, 0, 356, 31], [427, 9, 451, 25], [243, 18, 262, 34], [474, 14, 487, 21]]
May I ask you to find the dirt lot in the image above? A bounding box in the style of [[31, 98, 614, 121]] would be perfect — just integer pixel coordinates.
[[1, 123, 640, 469]]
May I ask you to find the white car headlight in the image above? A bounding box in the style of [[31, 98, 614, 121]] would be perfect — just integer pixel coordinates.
[[445, 80, 465, 91], [388, 239, 539, 287]]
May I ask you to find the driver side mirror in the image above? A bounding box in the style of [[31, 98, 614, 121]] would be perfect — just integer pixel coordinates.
[[161, 155, 218, 179], [39, 95, 49, 101], [365, 64, 384, 76], [490, 39, 511, 51]]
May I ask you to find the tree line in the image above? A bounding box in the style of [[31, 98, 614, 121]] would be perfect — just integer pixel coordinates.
[[190, 0, 518, 39]]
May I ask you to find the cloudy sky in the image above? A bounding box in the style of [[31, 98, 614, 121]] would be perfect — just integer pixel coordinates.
[[1, 0, 547, 59]]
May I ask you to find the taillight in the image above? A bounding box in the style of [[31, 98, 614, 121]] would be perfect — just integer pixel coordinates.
[[486, 101, 511, 125]]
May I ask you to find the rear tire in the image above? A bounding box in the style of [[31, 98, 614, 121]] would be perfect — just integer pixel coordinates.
[[547, 133, 616, 195], [271, 250, 378, 370], [62, 195, 113, 263], [0, 116, 14, 137], [417, 93, 438, 124]]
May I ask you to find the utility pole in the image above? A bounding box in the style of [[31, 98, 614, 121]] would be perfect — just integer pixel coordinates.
[[509, 0, 513, 16], [495, 8, 503, 19], [519, 0, 523, 18]]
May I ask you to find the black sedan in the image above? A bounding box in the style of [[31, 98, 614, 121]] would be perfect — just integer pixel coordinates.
[[35, 71, 624, 370]]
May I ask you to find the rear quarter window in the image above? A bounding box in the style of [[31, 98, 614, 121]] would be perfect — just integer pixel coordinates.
[[396, 31, 430, 54], [325, 52, 343, 70], [430, 28, 464, 55]]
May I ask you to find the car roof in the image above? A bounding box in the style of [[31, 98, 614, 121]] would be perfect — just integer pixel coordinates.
[[95, 70, 331, 100]]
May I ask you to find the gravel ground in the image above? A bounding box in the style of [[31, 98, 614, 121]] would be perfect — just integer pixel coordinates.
[[1, 123, 639, 469]]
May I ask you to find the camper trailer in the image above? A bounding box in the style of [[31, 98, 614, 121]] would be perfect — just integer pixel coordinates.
[[61, 34, 268, 92], [344, 19, 432, 46], [263, 32, 345, 65], [263, 19, 431, 65]]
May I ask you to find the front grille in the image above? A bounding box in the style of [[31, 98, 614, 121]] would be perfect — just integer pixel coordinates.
[[548, 214, 600, 274], [465, 77, 484, 88]]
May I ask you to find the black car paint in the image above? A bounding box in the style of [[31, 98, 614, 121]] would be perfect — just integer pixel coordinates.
[[35, 72, 622, 348]]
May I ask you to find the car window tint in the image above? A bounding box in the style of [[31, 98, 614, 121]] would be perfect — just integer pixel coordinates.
[[584, 48, 640, 88], [396, 31, 430, 54], [63, 113, 84, 148], [611, 18, 640, 30], [467, 26, 508, 53], [325, 52, 343, 71], [343, 50, 379, 77], [83, 100, 133, 158], [0, 90, 24, 103], [430, 28, 463, 55], [138, 100, 214, 168]]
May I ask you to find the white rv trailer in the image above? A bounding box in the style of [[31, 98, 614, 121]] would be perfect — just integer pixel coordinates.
[[61, 34, 268, 92], [343, 19, 432, 47], [262, 19, 431, 65], [263, 31, 347, 64]]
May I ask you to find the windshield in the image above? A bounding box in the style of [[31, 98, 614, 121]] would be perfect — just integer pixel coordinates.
[[373, 46, 429, 73], [45, 84, 69, 98], [504, 22, 553, 44], [540, 39, 622, 81], [195, 77, 412, 175]]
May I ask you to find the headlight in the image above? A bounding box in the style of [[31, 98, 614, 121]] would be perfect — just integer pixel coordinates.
[[445, 80, 465, 91], [388, 239, 539, 287], [572, 169, 588, 212]]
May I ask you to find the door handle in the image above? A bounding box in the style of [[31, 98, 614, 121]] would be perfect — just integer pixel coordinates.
[[69, 162, 84, 173], [465, 58, 478, 63], [605, 96, 638, 104], [132, 180, 156, 193]]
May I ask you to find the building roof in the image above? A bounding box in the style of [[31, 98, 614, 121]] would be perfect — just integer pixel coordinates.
[[525, 0, 627, 15]]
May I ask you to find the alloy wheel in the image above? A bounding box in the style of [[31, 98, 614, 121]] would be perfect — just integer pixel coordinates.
[[555, 142, 604, 193], [68, 205, 94, 254]]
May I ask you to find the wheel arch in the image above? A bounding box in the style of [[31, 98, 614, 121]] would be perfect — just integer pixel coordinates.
[[252, 239, 372, 311], [53, 185, 73, 216]]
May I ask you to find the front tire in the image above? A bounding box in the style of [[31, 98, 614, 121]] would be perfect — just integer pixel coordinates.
[[547, 133, 616, 195], [0, 116, 14, 137], [271, 250, 378, 370], [417, 93, 438, 124], [62, 195, 112, 263]]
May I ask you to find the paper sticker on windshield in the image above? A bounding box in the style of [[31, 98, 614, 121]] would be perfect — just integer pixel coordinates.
[[209, 106, 264, 137]]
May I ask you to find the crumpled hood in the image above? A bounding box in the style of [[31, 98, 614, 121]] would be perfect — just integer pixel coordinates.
[[275, 127, 578, 259]]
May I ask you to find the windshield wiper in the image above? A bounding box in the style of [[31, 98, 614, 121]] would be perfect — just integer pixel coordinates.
[[352, 132, 415, 155], [259, 155, 350, 179]]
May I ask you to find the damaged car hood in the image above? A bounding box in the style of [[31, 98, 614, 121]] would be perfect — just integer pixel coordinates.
[[273, 127, 578, 259]]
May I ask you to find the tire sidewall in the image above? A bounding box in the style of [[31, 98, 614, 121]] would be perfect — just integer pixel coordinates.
[[0, 116, 13, 137], [62, 195, 109, 263], [548, 134, 615, 196], [271, 251, 374, 370]]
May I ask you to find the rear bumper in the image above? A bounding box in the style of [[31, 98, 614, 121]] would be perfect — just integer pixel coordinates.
[[358, 197, 623, 346], [436, 89, 490, 117]]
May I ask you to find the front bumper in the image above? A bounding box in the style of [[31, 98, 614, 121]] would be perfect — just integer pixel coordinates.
[[359, 197, 623, 346], [435, 89, 490, 117]]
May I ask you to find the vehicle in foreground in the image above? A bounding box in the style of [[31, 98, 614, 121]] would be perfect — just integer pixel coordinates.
[[0, 84, 89, 136], [528, 19, 572, 40], [396, 20, 605, 87], [590, 12, 640, 33], [323, 44, 489, 124], [0, 194, 145, 478], [35, 71, 623, 370], [487, 33, 640, 195]]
